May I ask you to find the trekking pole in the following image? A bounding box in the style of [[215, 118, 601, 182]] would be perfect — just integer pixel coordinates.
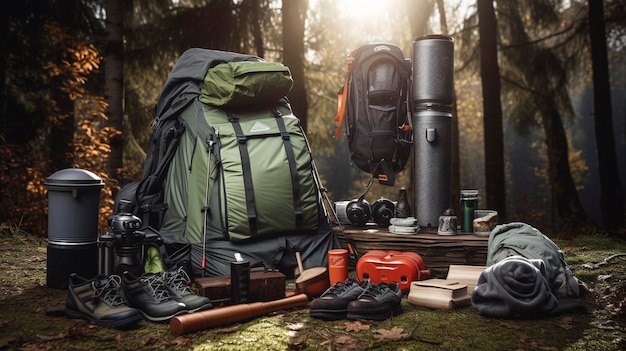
[[201, 129, 217, 277], [310, 157, 360, 261]]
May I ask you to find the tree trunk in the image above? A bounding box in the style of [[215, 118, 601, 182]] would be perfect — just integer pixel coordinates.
[[407, 0, 434, 39], [250, 0, 264, 58], [477, 0, 507, 220], [497, 0, 592, 233], [105, 0, 125, 189], [0, 8, 7, 128], [538, 93, 591, 231], [588, 0, 625, 229], [49, 0, 80, 172], [282, 0, 308, 131]]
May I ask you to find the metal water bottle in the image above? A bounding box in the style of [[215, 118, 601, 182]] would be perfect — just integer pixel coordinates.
[[230, 253, 250, 304], [460, 190, 479, 233]]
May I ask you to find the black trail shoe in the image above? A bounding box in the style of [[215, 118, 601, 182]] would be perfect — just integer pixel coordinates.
[[65, 273, 143, 328], [309, 279, 370, 320], [161, 266, 213, 313], [346, 282, 403, 321], [121, 271, 187, 322]]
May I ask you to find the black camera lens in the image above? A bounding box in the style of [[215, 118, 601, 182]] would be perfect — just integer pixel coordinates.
[[371, 198, 395, 227], [110, 213, 142, 234], [346, 199, 371, 226]]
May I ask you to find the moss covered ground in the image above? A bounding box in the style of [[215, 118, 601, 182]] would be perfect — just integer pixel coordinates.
[[0, 224, 624, 350]]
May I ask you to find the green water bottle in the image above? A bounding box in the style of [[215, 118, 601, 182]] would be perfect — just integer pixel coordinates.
[[459, 190, 478, 233]]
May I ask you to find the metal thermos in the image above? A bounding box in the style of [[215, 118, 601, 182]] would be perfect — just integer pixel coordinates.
[[230, 257, 250, 304], [411, 35, 455, 229], [98, 233, 116, 276], [460, 190, 479, 233]]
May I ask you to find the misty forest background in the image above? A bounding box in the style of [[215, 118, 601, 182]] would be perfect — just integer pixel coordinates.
[[0, 0, 624, 238]]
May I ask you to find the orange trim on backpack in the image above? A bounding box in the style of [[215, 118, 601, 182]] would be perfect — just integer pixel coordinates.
[[332, 51, 356, 140], [332, 79, 348, 139]]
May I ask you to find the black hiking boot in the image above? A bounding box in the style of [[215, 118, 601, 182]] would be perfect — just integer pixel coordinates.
[[65, 273, 143, 328], [161, 266, 213, 313], [121, 271, 187, 322], [346, 282, 403, 321], [309, 279, 371, 320]]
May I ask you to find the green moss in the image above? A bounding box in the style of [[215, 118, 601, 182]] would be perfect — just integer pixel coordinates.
[[0, 231, 624, 350]]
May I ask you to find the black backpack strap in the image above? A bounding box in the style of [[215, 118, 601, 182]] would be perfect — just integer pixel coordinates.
[[135, 116, 186, 228], [272, 108, 303, 227], [226, 112, 258, 236]]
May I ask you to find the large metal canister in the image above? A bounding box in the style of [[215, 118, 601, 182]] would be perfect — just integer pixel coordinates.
[[411, 35, 454, 229]]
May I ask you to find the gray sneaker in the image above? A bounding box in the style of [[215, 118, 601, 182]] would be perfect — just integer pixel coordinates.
[[161, 266, 213, 313], [65, 273, 143, 328], [346, 282, 403, 321], [121, 271, 187, 322], [309, 279, 371, 320]]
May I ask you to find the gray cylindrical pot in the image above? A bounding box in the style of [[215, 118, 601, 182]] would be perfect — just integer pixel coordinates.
[[412, 109, 452, 229], [44, 168, 104, 289]]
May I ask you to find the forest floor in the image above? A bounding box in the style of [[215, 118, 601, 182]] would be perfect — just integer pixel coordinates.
[[0, 223, 625, 351]]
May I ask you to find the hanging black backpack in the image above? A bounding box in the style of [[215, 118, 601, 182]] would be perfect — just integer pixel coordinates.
[[333, 43, 413, 186]]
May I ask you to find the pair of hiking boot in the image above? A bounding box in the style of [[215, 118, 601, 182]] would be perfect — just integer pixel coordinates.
[[309, 279, 403, 321], [65, 266, 213, 327], [120, 267, 213, 322]]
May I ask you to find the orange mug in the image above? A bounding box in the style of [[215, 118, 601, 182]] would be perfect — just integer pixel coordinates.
[[328, 249, 349, 285]]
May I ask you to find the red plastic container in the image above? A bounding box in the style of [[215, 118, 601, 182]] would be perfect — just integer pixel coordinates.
[[356, 250, 431, 292]]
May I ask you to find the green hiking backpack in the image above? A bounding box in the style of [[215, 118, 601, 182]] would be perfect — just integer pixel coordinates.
[[159, 61, 318, 242], [165, 98, 320, 242], [113, 49, 337, 277]]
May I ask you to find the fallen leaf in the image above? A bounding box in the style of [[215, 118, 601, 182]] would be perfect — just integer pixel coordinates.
[[213, 325, 240, 333], [44, 304, 66, 316], [334, 334, 357, 345], [373, 327, 409, 341], [36, 332, 68, 341], [170, 337, 192, 348], [338, 320, 371, 332]]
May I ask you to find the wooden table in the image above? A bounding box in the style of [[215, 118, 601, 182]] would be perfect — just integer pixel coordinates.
[[334, 225, 488, 268]]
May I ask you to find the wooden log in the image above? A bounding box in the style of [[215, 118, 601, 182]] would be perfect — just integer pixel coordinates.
[[170, 294, 310, 335]]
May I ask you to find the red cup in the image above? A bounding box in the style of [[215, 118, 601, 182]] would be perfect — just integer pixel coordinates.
[[328, 249, 349, 285]]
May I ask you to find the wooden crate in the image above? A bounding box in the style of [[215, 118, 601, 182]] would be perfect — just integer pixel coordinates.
[[194, 270, 286, 306], [335, 225, 488, 268]]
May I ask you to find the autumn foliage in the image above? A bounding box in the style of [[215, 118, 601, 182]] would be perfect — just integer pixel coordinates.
[[0, 22, 118, 236]]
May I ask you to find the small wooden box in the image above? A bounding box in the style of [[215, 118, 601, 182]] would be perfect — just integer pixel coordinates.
[[194, 270, 286, 305]]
